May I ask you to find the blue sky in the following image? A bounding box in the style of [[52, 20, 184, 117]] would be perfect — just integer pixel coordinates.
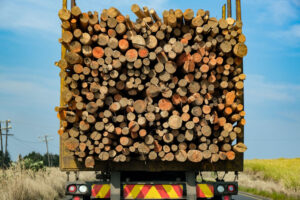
[[0, 0, 299, 160]]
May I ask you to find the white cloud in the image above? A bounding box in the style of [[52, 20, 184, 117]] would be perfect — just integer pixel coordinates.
[[0, 0, 59, 33], [247, 0, 299, 25], [0, 0, 169, 34], [0, 67, 59, 107], [246, 74, 300, 103], [270, 24, 300, 46]]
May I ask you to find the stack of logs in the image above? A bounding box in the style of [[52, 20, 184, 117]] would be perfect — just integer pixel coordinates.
[[57, 4, 248, 168]]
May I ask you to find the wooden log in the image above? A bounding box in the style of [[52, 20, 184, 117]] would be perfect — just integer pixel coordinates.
[[168, 115, 182, 129], [120, 137, 133, 146], [158, 99, 173, 111], [64, 137, 79, 151], [65, 52, 83, 65], [183, 9, 194, 22], [233, 142, 247, 153], [125, 49, 138, 62], [131, 4, 146, 19], [175, 150, 187, 162], [146, 35, 158, 49], [221, 143, 231, 152], [85, 156, 95, 168], [226, 151, 235, 160], [133, 100, 146, 113], [187, 150, 203, 162], [163, 133, 174, 144], [233, 43, 248, 57], [150, 9, 161, 22], [58, 9, 71, 21], [99, 152, 109, 161], [138, 142, 150, 154]]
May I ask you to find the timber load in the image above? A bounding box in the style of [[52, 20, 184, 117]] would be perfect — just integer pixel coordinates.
[[56, 4, 247, 168]]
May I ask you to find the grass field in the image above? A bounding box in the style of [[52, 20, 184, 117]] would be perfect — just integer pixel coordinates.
[[240, 158, 300, 200], [244, 158, 300, 191], [0, 166, 66, 200], [0, 158, 299, 200]]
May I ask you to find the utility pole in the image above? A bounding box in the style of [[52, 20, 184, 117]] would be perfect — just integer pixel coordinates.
[[5, 120, 12, 155], [0, 122, 3, 153], [0, 122, 3, 168], [0, 120, 13, 168], [39, 135, 53, 167]]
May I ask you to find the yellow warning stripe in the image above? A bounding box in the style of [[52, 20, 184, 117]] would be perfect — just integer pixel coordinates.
[[93, 184, 110, 198], [144, 186, 161, 199], [199, 184, 214, 198], [162, 185, 182, 198], [128, 184, 144, 199], [124, 184, 183, 199]]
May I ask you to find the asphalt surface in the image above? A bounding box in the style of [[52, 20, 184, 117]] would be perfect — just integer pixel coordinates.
[[232, 192, 270, 200]]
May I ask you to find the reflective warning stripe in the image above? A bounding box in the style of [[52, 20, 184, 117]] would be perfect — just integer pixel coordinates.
[[196, 184, 214, 198], [91, 184, 110, 198], [124, 184, 183, 199]]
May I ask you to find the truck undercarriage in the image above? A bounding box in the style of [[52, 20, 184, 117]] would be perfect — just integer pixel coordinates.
[[64, 171, 238, 200]]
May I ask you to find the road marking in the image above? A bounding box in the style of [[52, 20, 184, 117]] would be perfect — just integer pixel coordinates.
[[239, 191, 267, 200]]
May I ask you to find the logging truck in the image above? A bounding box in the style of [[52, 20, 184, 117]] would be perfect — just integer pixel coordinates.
[[56, 0, 247, 199]]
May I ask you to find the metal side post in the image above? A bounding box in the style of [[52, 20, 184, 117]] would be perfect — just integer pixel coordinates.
[[111, 171, 121, 200], [186, 171, 197, 200]]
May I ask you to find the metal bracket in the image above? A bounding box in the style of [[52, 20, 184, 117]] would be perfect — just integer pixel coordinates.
[[75, 171, 79, 181], [186, 171, 197, 200], [66, 171, 70, 181], [111, 171, 121, 200], [234, 171, 239, 182]]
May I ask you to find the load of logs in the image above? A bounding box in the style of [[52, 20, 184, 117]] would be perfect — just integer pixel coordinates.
[[56, 4, 248, 168]]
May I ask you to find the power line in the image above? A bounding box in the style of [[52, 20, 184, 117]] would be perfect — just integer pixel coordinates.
[[12, 136, 40, 144], [11, 137, 37, 152]]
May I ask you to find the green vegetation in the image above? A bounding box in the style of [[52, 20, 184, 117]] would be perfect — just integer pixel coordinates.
[[240, 186, 298, 200], [23, 151, 59, 167], [245, 158, 300, 191], [0, 151, 11, 168]]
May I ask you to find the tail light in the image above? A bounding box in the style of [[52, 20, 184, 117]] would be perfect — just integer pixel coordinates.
[[223, 195, 231, 200], [78, 185, 88, 193], [216, 185, 225, 193], [72, 196, 81, 200], [68, 185, 77, 193], [228, 185, 235, 192]]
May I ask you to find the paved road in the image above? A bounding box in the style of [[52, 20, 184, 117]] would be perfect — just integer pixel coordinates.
[[232, 191, 270, 200]]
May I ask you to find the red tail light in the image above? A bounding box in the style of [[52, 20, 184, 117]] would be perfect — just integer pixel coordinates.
[[73, 196, 81, 200], [68, 185, 77, 193], [228, 185, 235, 192], [223, 195, 231, 200]]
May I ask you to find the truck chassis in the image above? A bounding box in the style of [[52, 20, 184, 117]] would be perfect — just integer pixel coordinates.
[[64, 171, 238, 200]]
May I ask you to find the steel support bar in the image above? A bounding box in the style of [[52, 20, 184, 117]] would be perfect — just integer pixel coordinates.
[[227, 0, 232, 18], [59, 0, 67, 170], [71, 0, 76, 8], [186, 171, 196, 200], [222, 4, 226, 19], [236, 0, 242, 21], [111, 172, 121, 200]]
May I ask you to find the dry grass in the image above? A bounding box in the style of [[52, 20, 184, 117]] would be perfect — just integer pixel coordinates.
[[0, 163, 98, 200], [0, 165, 66, 200], [0, 158, 299, 200], [244, 158, 300, 191]]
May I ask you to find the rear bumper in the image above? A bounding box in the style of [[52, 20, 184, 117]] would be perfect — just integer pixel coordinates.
[[66, 181, 238, 199]]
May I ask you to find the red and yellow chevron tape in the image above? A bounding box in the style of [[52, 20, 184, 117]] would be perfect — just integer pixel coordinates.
[[123, 184, 183, 199], [196, 184, 214, 198], [91, 184, 110, 198]]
